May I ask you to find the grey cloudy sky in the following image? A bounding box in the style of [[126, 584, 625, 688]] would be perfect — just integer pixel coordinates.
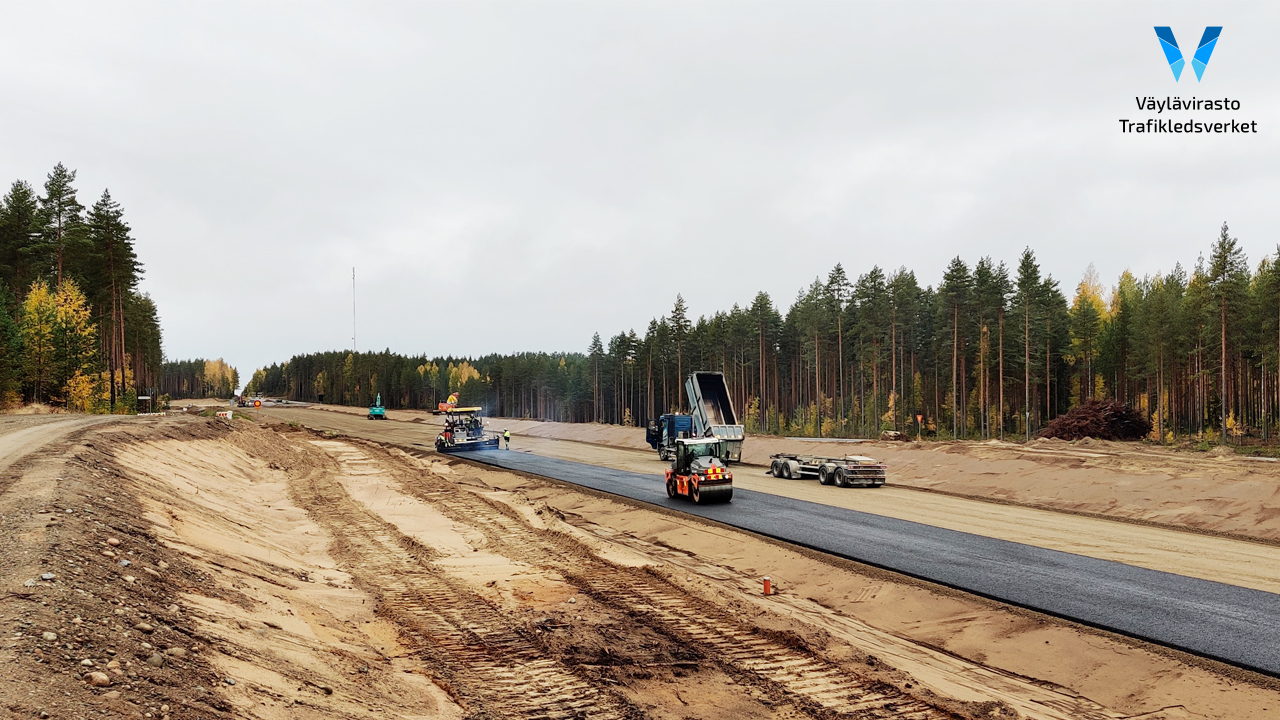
[[3, 2, 1278, 383]]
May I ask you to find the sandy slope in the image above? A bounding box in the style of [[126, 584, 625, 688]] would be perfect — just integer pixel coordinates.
[[4, 416, 1279, 719]]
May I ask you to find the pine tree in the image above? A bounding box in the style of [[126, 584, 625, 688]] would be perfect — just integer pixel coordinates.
[[972, 258, 1010, 437], [888, 269, 921, 432], [669, 295, 690, 410], [1013, 249, 1043, 438], [0, 286, 21, 405], [826, 265, 852, 430], [85, 189, 140, 407], [938, 257, 972, 436], [0, 181, 41, 298], [37, 163, 86, 287], [853, 267, 889, 436], [1207, 222, 1249, 442], [588, 332, 604, 422]]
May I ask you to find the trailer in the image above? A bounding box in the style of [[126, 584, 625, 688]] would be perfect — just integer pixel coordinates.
[[684, 372, 745, 462], [767, 453, 886, 487]]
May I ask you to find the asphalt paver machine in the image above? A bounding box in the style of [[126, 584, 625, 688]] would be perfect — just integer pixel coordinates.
[[433, 407, 500, 452]]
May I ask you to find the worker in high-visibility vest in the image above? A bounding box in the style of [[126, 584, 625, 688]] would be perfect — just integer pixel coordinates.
[[503, 429, 511, 450]]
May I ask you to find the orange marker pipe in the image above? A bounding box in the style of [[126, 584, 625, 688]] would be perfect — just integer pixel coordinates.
[[763, 576, 772, 596]]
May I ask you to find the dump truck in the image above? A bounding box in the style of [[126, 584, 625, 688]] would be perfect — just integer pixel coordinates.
[[646, 413, 694, 461], [368, 393, 386, 420], [433, 407, 500, 452], [664, 437, 734, 504], [767, 453, 886, 487], [684, 372, 745, 462]]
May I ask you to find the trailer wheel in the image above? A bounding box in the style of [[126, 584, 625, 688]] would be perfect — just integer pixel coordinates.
[[834, 467, 849, 488], [818, 466, 832, 486], [769, 459, 780, 477], [786, 460, 800, 480], [777, 461, 790, 479]]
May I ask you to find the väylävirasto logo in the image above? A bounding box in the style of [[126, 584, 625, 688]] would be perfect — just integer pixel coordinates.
[[1154, 27, 1221, 81]]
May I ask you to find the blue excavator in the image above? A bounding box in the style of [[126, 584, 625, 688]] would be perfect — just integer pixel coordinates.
[[367, 393, 386, 420]]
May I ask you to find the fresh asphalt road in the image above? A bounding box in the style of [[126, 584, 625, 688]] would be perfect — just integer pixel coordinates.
[[459, 447, 1280, 677]]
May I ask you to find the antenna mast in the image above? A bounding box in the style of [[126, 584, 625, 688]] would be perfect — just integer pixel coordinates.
[[352, 267, 357, 353]]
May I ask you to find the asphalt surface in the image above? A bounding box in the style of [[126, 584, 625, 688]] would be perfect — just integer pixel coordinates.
[[460, 447, 1280, 677]]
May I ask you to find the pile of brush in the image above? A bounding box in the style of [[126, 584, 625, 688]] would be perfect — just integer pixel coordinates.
[[1038, 399, 1151, 442]]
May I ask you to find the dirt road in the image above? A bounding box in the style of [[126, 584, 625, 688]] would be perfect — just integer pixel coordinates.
[[0, 414, 119, 472], [3, 414, 1279, 719], [256, 405, 1280, 597]]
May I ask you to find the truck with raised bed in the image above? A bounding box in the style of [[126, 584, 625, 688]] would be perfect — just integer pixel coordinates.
[[684, 371, 745, 462], [767, 453, 886, 487]]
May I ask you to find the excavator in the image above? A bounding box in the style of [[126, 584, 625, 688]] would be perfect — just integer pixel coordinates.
[[368, 393, 386, 420]]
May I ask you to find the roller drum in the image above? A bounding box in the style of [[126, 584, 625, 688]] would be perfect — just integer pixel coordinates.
[[694, 482, 733, 504]]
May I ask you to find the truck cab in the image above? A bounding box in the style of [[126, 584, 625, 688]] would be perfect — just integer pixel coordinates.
[[646, 413, 693, 461]]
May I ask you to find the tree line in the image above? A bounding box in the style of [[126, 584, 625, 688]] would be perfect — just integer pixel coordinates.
[[0, 163, 163, 411], [158, 359, 239, 400], [250, 222, 1276, 444]]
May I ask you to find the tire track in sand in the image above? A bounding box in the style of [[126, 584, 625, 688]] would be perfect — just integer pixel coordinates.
[[294, 440, 634, 720], [393, 447, 951, 719]]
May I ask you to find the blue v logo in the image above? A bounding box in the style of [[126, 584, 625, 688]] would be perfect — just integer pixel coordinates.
[[1154, 27, 1222, 81]]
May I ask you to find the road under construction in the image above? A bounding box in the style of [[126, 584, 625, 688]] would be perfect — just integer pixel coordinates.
[[4, 407, 1280, 720], [258, 403, 1280, 675]]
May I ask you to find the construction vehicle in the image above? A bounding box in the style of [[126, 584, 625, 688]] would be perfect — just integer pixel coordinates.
[[767, 453, 887, 487], [664, 437, 734, 503], [433, 407, 500, 452], [368, 393, 386, 420], [684, 372, 745, 462], [646, 413, 694, 461]]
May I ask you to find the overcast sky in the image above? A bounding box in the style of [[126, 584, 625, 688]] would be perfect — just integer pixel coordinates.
[[3, 2, 1278, 384]]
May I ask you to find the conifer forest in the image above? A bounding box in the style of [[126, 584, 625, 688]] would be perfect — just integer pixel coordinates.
[[247, 222, 1279, 443], [0, 163, 170, 411]]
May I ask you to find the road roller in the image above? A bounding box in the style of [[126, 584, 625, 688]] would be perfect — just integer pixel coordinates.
[[664, 437, 733, 504]]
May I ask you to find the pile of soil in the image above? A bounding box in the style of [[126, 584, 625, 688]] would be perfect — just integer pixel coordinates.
[[1038, 399, 1151, 442]]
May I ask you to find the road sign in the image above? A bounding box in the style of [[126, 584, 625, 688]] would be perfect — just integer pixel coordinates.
[[137, 395, 151, 400]]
